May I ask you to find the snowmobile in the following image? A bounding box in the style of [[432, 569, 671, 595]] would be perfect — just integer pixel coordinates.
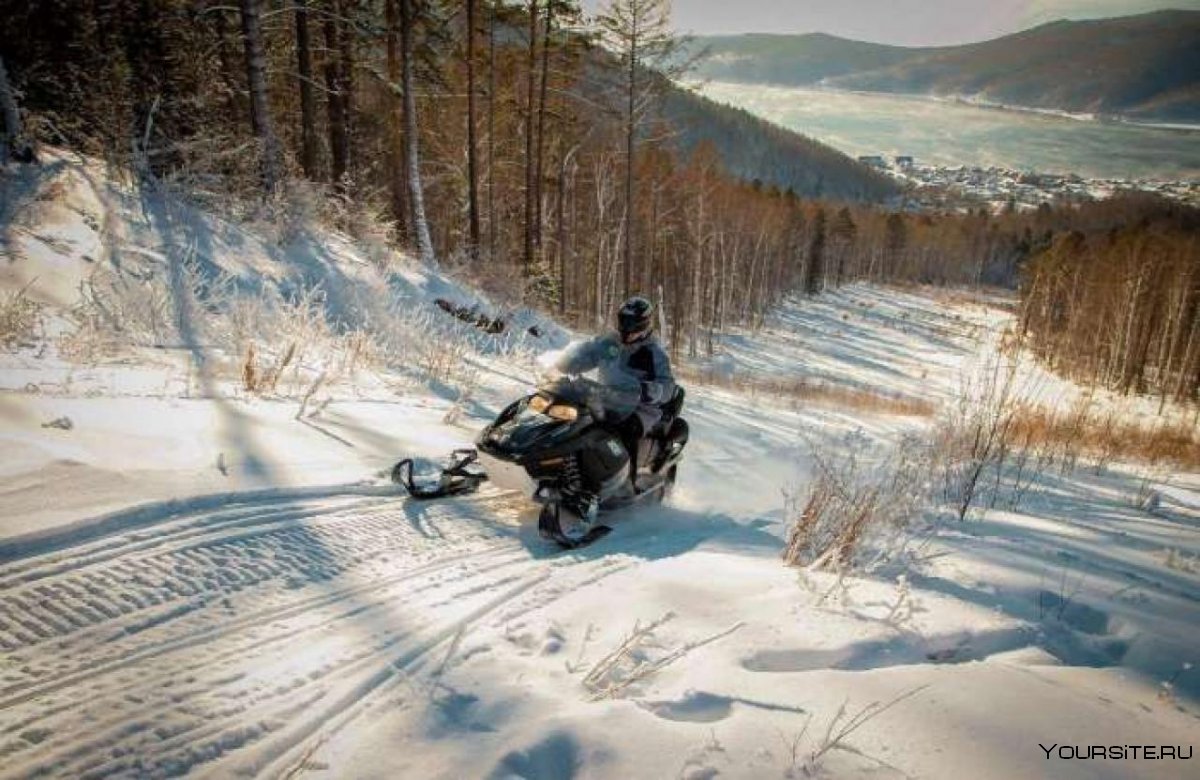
[[394, 374, 688, 548]]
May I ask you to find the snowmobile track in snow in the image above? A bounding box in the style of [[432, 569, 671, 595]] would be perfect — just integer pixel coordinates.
[[0, 489, 511, 651], [0, 487, 639, 779]]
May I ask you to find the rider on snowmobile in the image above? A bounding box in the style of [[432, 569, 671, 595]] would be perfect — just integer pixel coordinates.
[[554, 296, 676, 466]]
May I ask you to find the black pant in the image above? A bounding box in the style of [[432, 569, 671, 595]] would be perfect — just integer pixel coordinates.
[[617, 414, 645, 468]]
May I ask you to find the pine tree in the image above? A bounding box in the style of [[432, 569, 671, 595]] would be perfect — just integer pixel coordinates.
[[324, 0, 351, 191], [466, 0, 481, 258], [239, 0, 284, 194], [596, 0, 688, 298], [0, 56, 34, 164], [805, 207, 826, 295], [294, 0, 319, 179]]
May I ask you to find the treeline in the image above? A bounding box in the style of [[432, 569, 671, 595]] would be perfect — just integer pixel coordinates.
[[801, 192, 1199, 403], [1019, 216, 1199, 403]]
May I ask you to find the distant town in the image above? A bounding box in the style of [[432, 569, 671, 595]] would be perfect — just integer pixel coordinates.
[[857, 155, 1200, 212]]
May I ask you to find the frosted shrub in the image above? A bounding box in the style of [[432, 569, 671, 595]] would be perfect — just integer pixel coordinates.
[[933, 345, 1023, 521], [48, 178, 516, 401], [225, 284, 387, 397], [784, 430, 935, 572], [931, 343, 1198, 519], [0, 285, 42, 348], [61, 248, 230, 360]]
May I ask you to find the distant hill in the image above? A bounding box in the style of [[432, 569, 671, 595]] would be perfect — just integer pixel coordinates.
[[688, 32, 928, 85], [690, 11, 1200, 123], [659, 85, 898, 201], [577, 47, 899, 202]]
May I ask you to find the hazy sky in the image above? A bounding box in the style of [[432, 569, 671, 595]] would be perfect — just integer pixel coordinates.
[[582, 1, 1200, 46]]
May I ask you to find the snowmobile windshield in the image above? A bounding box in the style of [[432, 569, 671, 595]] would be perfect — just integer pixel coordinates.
[[537, 375, 639, 422]]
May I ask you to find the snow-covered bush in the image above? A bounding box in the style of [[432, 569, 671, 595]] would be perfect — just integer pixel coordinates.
[[933, 345, 1024, 521], [580, 613, 743, 701], [60, 248, 226, 360], [40, 164, 541, 403], [784, 430, 936, 572], [223, 284, 390, 399], [266, 183, 398, 271], [780, 686, 928, 778], [0, 284, 42, 348]]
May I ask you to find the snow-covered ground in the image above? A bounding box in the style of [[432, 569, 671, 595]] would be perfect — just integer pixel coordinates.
[[1, 155, 1197, 779]]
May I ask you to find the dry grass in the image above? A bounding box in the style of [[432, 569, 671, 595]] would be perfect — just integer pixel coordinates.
[[784, 433, 935, 572], [925, 284, 1016, 310], [0, 284, 42, 348], [241, 341, 297, 394], [581, 614, 743, 701], [1007, 404, 1200, 469], [780, 685, 929, 777], [678, 366, 934, 417]]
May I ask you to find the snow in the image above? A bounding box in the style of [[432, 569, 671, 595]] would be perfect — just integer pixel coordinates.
[[1, 154, 1197, 779]]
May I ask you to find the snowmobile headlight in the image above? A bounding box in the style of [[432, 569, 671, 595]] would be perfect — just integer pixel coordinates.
[[546, 404, 578, 422], [528, 394, 551, 413]]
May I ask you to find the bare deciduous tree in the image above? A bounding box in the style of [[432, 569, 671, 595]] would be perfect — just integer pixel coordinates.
[[596, 0, 688, 298], [238, 0, 283, 193], [401, 0, 435, 264]]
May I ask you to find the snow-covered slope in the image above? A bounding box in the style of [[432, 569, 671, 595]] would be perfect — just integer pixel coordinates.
[[1, 156, 1197, 779]]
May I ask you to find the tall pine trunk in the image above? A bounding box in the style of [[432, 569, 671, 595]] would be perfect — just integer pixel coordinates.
[[294, 1, 319, 178], [534, 0, 554, 256], [0, 56, 34, 164], [622, 22, 637, 298], [523, 0, 539, 271], [385, 0, 409, 238], [466, 0, 481, 258], [487, 2, 498, 260], [323, 0, 350, 191], [239, 0, 283, 194], [339, 0, 356, 172], [401, 0, 435, 263], [805, 209, 826, 295]]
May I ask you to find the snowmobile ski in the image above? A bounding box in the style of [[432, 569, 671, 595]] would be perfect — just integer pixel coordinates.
[[537, 502, 612, 549], [393, 448, 488, 499], [551, 524, 612, 549]]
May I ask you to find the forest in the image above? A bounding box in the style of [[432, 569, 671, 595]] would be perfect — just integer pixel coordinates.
[[1019, 210, 1198, 403], [1, 0, 1195, 400]]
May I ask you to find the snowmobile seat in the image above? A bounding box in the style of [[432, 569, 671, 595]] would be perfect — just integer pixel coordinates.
[[645, 386, 685, 437], [661, 386, 685, 421], [640, 417, 687, 475], [644, 394, 688, 473]]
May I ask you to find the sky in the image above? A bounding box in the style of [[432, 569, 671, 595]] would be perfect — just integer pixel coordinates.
[[581, 0, 1200, 46]]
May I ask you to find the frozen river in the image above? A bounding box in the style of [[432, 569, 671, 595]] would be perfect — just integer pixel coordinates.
[[696, 82, 1200, 180]]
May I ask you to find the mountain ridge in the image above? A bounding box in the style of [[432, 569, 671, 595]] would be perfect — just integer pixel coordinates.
[[690, 10, 1200, 122]]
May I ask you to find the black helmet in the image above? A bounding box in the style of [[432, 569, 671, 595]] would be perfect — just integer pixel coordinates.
[[617, 296, 654, 342]]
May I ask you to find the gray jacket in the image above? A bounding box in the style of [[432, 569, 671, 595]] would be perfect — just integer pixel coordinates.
[[555, 333, 676, 428]]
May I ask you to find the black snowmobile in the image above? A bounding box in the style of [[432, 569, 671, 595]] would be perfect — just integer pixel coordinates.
[[395, 373, 688, 548], [476, 374, 689, 547]]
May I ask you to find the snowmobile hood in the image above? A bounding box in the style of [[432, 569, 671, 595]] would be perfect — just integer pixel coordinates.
[[476, 397, 583, 462]]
